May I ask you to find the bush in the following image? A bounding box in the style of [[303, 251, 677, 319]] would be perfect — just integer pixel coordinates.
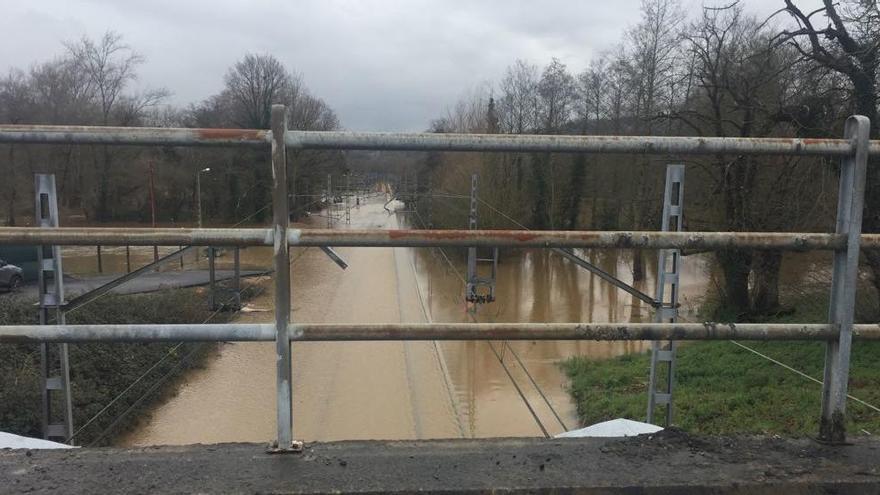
[[0, 286, 250, 446]]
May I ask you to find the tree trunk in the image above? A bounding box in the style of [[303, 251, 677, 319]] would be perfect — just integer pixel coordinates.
[[565, 154, 587, 229], [717, 250, 752, 317], [844, 72, 880, 308], [531, 153, 550, 229], [96, 146, 112, 222], [751, 250, 782, 314], [6, 145, 15, 226]]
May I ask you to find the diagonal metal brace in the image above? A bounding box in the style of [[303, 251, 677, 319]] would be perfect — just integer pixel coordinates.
[[63, 246, 195, 313], [319, 246, 348, 270], [552, 247, 659, 307]]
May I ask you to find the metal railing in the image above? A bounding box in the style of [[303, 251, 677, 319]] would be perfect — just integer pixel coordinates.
[[1, 106, 878, 448]]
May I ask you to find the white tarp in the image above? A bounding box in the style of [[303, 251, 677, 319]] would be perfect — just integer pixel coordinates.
[[554, 418, 663, 438], [0, 432, 76, 449]]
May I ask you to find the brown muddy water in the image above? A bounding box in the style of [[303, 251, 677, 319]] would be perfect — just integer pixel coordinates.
[[115, 197, 821, 445]]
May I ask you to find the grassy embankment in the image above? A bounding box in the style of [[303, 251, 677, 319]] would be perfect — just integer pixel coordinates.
[[562, 281, 880, 435], [0, 283, 261, 446]]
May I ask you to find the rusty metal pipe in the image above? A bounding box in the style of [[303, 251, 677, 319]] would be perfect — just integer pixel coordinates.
[[0, 125, 271, 148], [288, 130, 880, 156], [0, 227, 273, 246], [291, 229, 855, 250], [2, 124, 879, 156], [2, 227, 880, 251], [3, 322, 880, 343]]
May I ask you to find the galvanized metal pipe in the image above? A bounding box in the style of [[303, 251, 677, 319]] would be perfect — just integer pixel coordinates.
[[292, 229, 850, 250], [288, 130, 880, 156], [5, 227, 880, 251], [0, 125, 270, 148], [271, 104, 294, 450], [4, 322, 880, 343], [0, 227, 273, 246], [820, 115, 871, 443], [2, 124, 879, 156]]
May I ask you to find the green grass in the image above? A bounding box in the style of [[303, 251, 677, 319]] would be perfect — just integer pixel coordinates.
[[563, 340, 880, 435], [561, 282, 880, 436], [0, 284, 257, 446]]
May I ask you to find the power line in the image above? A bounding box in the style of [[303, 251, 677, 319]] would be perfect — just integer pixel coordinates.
[[727, 340, 880, 416], [485, 337, 550, 438], [445, 188, 880, 432], [502, 341, 569, 432], [78, 227, 310, 445], [83, 279, 272, 446], [403, 238, 468, 439], [409, 206, 558, 436]]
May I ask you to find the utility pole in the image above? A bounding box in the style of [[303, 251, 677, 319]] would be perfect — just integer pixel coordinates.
[[466, 174, 478, 307], [465, 174, 498, 311], [35, 174, 73, 444], [345, 173, 351, 224], [647, 164, 685, 426], [327, 174, 333, 228], [196, 167, 211, 228]]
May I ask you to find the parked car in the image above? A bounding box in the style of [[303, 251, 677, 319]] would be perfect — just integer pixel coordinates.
[[0, 259, 24, 291]]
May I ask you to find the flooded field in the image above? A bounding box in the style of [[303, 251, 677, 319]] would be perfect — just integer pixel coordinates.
[[116, 197, 821, 445]]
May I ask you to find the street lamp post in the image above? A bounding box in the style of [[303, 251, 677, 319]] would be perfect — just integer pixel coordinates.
[[196, 167, 211, 228]]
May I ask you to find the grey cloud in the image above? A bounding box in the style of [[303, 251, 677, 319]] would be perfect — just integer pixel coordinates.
[[1, 0, 818, 131]]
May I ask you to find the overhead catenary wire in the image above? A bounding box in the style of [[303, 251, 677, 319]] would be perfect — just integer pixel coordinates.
[[403, 239, 468, 438], [410, 206, 557, 437], [728, 339, 880, 416], [80, 279, 268, 446], [477, 185, 880, 427], [74, 195, 323, 445]]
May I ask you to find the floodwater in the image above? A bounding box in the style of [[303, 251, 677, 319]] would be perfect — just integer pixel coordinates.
[[118, 197, 716, 446]]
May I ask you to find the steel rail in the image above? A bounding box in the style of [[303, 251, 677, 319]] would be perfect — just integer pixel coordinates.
[[0, 125, 270, 148], [289, 130, 880, 156], [4, 322, 880, 343], [0, 227, 272, 246], [5, 227, 880, 250], [2, 124, 880, 156]]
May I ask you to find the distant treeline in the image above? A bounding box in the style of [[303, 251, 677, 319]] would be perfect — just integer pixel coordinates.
[[0, 33, 345, 227], [416, 0, 880, 318]]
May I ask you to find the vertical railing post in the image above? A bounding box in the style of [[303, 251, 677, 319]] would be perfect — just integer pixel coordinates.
[[819, 115, 870, 443], [271, 104, 297, 451]]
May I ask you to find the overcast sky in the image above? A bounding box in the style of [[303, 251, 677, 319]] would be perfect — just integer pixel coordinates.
[[1, 0, 817, 131]]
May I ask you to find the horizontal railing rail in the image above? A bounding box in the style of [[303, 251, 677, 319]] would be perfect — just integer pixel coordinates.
[[2, 124, 879, 156], [2, 227, 880, 250], [3, 323, 880, 343], [0, 107, 874, 447]]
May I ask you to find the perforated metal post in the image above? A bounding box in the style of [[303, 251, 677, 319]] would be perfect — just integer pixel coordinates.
[[466, 174, 478, 308], [647, 164, 684, 426], [35, 174, 73, 443], [271, 105, 297, 452], [820, 116, 870, 443], [465, 174, 498, 308]]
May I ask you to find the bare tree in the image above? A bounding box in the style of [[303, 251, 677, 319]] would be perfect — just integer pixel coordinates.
[[224, 53, 292, 129], [498, 60, 539, 134], [780, 0, 880, 302], [66, 32, 157, 221], [0, 70, 32, 225]]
